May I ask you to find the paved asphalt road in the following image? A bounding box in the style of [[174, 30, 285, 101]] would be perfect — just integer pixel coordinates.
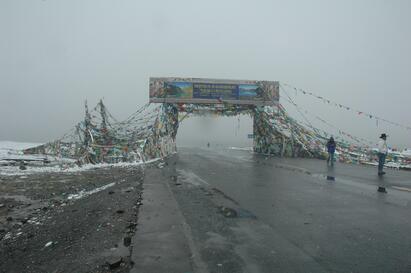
[[164, 147, 411, 273]]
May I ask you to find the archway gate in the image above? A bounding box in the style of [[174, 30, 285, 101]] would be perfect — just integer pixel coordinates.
[[145, 77, 324, 159]]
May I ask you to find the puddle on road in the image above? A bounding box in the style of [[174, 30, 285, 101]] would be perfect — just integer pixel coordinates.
[[177, 169, 210, 187], [236, 208, 257, 219]]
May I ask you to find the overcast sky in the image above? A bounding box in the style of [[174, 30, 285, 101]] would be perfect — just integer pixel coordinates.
[[1, 0, 410, 148]]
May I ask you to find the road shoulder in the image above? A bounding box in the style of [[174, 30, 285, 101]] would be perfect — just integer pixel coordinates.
[[131, 165, 207, 273]]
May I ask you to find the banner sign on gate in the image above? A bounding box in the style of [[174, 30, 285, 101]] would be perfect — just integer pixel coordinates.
[[149, 77, 279, 106]]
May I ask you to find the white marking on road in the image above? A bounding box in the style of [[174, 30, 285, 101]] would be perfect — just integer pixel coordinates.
[[392, 186, 411, 192], [229, 147, 253, 151]]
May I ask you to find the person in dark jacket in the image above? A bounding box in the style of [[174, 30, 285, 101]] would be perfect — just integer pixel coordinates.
[[377, 133, 388, 175], [326, 137, 336, 166]]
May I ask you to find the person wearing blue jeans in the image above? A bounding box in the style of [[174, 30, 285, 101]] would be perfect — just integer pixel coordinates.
[[377, 133, 388, 175]]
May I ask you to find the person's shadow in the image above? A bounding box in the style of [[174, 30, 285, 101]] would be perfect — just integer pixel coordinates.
[[377, 173, 388, 193], [325, 161, 388, 193], [326, 164, 335, 181]]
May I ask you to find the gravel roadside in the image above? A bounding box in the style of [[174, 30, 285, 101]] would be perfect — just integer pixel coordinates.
[[0, 166, 146, 273]]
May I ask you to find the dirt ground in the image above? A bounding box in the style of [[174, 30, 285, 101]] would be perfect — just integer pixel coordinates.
[[0, 165, 148, 273]]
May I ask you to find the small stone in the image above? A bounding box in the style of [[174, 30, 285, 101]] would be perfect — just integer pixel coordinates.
[[108, 191, 115, 195], [116, 209, 125, 214], [6, 216, 13, 221], [106, 257, 123, 269], [45, 241, 53, 247], [123, 237, 131, 247]]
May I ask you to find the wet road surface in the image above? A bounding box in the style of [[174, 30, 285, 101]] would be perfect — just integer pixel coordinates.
[[168, 147, 411, 273]]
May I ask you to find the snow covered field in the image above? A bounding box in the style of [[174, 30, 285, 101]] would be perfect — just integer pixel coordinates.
[[0, 158, 163, 176], [0, 141, 42, 158], [0, 141, 163, 176]]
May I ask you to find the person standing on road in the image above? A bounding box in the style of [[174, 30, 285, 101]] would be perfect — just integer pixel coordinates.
[[326, 137, 336, 166], [377, 133, 388, 175]]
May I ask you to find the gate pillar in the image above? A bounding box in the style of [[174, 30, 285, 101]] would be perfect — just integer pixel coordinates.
[[253, 106, 283, 156]]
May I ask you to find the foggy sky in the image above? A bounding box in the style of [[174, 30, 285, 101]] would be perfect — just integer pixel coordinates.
[[1, 0, 410, 148]]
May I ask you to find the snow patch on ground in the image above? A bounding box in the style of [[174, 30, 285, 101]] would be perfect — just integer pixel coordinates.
[[0, 157, 162, 176], [67, 182, 116, 200]]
